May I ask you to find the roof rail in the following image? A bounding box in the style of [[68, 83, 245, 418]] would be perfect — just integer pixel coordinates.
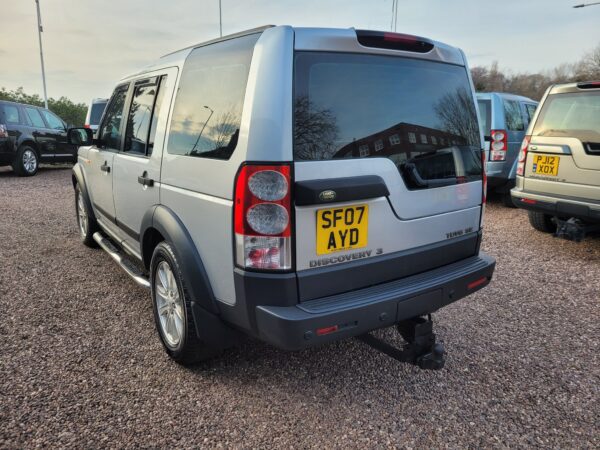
[[161, 25, 275, 58]]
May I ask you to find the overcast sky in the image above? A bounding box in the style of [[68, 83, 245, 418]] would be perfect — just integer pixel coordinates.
[[0, 0, 598, 104]]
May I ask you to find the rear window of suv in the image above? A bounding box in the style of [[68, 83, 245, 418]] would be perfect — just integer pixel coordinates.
[[90, 101, 107, 126], [533, 91, 600, 143], [293, 52, 482, 189]]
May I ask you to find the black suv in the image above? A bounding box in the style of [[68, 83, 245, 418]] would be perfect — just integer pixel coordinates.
[[0, 100, 76, 176]]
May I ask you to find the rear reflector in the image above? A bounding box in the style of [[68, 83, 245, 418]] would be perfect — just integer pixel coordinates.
[[356, 30, 434, 53], [521, 198, 537, 205], [467, 277, 488, 290], [577, 81, 600, 89], [316, 325, 339, 336]]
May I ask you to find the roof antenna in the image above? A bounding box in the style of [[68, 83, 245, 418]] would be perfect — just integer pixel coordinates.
[[390, 0, 399, 32]]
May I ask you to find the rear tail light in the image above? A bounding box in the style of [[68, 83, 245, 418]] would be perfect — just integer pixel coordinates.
[[490, 129, 507, 161], [0, 124, 7, 138], [481, 149, 487, 205], [516, 135, 531, 176], [84, 124, 90, 129], [234, 164, 292, 271]]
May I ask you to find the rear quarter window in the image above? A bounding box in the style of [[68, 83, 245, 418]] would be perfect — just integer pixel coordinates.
[[167, 33, 259, 160]]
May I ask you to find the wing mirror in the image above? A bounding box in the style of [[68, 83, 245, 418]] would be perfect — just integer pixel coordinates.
[[67, 127, 94, 146]]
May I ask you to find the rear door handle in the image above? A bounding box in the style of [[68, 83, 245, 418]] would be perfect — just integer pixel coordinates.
[[137, 171, 154, 187], [100, 162, 110, 173]]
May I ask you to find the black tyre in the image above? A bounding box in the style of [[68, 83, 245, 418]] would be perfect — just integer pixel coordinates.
[[12, 145, 39, 177], [75, 184, 99, 247], [528, 211, 556, 233], [150, 241, 222, 364], [502, 193, 517, 208]]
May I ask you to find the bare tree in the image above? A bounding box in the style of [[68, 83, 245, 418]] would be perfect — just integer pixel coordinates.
[[293, 96, 338, 160], [434, 87, 480, 146]]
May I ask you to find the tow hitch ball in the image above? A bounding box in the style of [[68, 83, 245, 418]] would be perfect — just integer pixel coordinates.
[[356, 316, 445, 370]]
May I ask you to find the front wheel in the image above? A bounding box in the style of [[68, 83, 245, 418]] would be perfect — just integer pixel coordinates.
[[75, 185, 98, 247], [150, 242, 221, 364], [528, 211, 556, 233]]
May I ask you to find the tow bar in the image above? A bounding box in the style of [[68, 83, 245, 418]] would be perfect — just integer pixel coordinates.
[[555, 217, 600, 242], [356, 315, 445, 370]]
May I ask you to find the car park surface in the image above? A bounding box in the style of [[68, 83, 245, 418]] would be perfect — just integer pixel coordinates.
[[1, 167, 597, 448]]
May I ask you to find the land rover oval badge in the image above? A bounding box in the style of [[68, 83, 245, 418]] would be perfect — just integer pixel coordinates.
[[319, 190, 337, 202]]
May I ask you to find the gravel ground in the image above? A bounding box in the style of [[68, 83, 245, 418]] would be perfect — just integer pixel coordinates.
[[1, 166, 599, 449]]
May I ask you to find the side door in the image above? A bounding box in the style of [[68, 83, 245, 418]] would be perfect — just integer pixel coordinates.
[[86, 84, 130, 224], [21, 106, 54, 162], [40, 109, 74, 162], [113, 71, 175, 254], [0, 104, 24, 161]]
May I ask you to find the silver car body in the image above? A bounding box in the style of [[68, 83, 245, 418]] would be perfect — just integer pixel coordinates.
[[75, 26, 494, 351]]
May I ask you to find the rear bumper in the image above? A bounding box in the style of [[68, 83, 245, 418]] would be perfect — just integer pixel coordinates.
[[511, 186, 600, 221], [254, 252, 495, 351]]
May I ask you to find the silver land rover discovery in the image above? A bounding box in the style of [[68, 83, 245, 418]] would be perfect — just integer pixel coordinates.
[[68, 26, 495, 368]]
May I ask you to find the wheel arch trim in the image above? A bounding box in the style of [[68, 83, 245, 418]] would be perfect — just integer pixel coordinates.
[[140, 204, 219, 314], [72, 164, 96, 223]]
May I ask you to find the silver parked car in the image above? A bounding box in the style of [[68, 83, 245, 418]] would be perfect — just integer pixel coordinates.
[[476, 92, 538, 206], [511, 81, 600, 238], [68, 26, 495, 369], [84, 98, 108, 132]]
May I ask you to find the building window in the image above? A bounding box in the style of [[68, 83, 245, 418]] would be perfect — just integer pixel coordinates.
[[408, 132, 416, 144], [389, 134, 400, 145], [374, 139, 384, 151], [420, 134, 427, 144], [431, 136, 437, 145], [359, 144, 370, 157]]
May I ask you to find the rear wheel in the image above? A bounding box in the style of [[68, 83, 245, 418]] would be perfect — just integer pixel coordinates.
[[151, 241, 222, 364], [528, 211, 556, 233], [12, 145, 39, 176]]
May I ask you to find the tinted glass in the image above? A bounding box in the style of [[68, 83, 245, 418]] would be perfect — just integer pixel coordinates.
[[167, 33, 259, 160], [503, 100, 524, 131], [532, 92, 600, 142], [124, 83, 157, 154], [99, 86, 128, 150], [148, 76, 168, 156], [525, 103, 537, 122], [477, 99, 491, 135], [1, 105, 20, 124], [41, 110, 64, 130], [293, 52, 482, 188], [90, 101, 107, 125], [24, 107, 45, 128]]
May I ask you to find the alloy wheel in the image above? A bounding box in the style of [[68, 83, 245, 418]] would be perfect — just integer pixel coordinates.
[[23, 149, 37, 174], [155, 261, 184, 347]]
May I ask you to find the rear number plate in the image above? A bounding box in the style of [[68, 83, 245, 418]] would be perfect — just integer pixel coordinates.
[[532, 155, 559, 176], [316, 205, 368, 255]]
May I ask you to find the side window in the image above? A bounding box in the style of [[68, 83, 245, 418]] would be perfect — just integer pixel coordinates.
[[525, 104, 538, 122], [167, 33, 259, 160], [1, 105, 20, 124], [503, 100, 525, 131], [124, 76, 168, 156], [24, 107, 46, 128], [99, 85, 129, 150], [41, 110, 65, 130]]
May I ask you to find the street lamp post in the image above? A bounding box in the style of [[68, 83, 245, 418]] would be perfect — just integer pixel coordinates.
[[219, 0, 222, 37], [34, 0, 48, 109], [573, 2, 600, 7]]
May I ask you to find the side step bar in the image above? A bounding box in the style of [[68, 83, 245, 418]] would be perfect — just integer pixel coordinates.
[[93, 232, 150, 289]]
